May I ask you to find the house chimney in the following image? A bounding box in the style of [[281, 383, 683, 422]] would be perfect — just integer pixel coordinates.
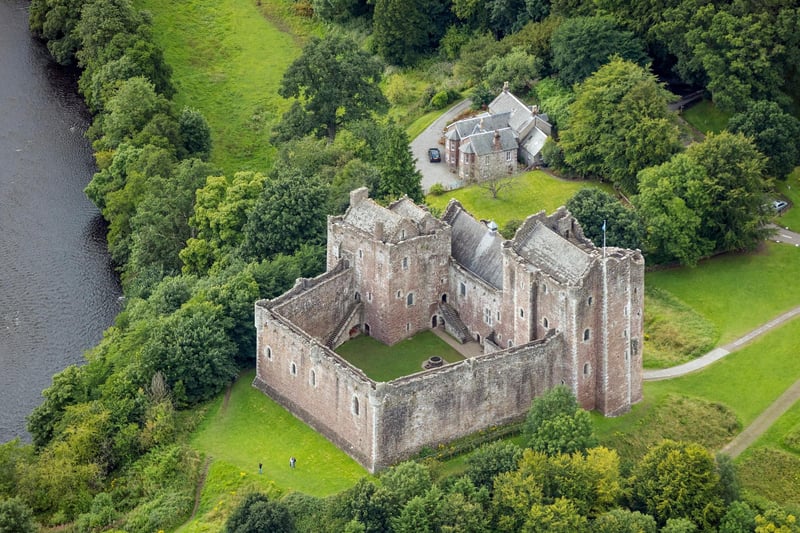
[[350, 187, 369, 206], [503, 81, 509, 93], [532, 104, 539, 115]]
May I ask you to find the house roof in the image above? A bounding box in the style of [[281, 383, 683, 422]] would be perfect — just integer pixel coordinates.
[[460, 129, 517, 156], [447, 112, 511, 140], [521, 127, 548, 158], [513, 222, 592, 284], [443, 202, 504, 289], [489, 90, 535, 137]]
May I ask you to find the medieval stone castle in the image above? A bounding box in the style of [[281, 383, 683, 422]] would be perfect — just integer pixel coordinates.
[[254, 188, 644, 472]]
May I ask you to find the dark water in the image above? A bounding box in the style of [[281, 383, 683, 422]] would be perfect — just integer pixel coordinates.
[[0, 0, 121, 442]]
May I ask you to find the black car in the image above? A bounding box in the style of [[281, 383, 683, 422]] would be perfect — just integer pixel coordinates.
[[428, 147, 441, 163]]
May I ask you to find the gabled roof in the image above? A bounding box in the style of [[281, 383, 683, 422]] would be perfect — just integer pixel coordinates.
[[489, 90, 535, 137], [513, 222, 592, 284], [461, 129, 517, 156], [521, 127, 548, 158], [447, 112, 512, 141], [443, 202, 504, 289], [343, 198, 408, 239]]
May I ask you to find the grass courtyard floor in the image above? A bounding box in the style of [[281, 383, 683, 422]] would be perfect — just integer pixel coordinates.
[[336, 330, 466, 382]]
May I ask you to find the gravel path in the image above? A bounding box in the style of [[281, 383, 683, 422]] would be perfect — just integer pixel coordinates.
[[410, 99, 473, 192]]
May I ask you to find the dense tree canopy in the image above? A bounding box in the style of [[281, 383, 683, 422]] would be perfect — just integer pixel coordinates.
[[559, 58, 680, 194], [550, 16, 647, 87], [728, 100, 800, 180], [278, 34, 387, 140], [566, 188, 644, 250], [524, 385, 597, 455]]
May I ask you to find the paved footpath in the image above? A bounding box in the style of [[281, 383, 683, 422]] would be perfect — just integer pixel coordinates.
[[644, 301, 800, 458]]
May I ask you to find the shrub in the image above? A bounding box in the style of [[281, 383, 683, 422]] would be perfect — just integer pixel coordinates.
[[428, 183, 445, 196]]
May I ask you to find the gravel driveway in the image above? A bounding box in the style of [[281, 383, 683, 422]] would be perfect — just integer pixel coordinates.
[[410, 99, 473, 192]]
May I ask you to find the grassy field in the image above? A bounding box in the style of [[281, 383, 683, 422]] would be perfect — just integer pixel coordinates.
[[425, 170, 614, 226], [134, 0, 316, 176], [680, 99, 732, 134], [336, 331, 465, 382], [188, 370, 366, 499]]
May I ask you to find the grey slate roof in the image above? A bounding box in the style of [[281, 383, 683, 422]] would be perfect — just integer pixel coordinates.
[[461, 129, 517, 156], [448, 112, 512, 140], [521, 127, 548, 159], [445, 206, 504, 289], [513, 222, 592, 284], [489, 91, 535, 137]]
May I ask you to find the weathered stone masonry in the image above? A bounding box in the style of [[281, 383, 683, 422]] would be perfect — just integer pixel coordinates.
[[254, 188, 644, 472]]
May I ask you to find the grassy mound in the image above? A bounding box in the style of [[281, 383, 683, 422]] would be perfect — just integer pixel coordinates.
[[737, 447, 800, 507], [643, 287, 718, 368], [594, 394, 739, 471]]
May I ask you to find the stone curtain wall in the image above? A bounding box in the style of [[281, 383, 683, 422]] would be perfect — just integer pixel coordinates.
[[272, 267, 355, 340], [255, 301, 378, 468], [369, 331, 567, 470]]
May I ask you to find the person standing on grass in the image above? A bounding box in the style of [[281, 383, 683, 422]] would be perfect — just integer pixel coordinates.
[[290, 457, 296, 469], [258, 463, 263, 474]]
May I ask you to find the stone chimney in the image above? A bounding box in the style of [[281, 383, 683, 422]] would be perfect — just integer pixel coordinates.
[[503, 81, 509, 93], [374, 221, 384, 242], [350, 187, 369, 206]]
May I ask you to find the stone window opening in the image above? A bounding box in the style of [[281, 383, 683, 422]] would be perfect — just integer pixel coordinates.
[[401, 229, 406, 239], [358, 249, 363, 259], [441, 293, 447, 303], [266, 346, 272, 360], [367, 292, 372, 302], [354, 291, 361, 302], [508, 340, 513, 348], [402, 257, 408, 269], [397, 290, 402, 298], [519, 308, 524, 318], [460, 282, 466, 297], [623, 329, 627, 338], [352, 396, 359, 416], [407, 292, 414, 306], [310, 370, 316, 387], [588, 296, 593, 306], [496, 311, 500, 321], [406, 323, 411, 332], [542, 284, 548, 294], [583, 328, 591, 341], [290, 362, 297, 376], [484, 308, 493, 325], [543, 317, 549, 329], [583, 362, 591, 377]]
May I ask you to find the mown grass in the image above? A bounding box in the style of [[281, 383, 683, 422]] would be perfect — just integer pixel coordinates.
[[336, 331, 465, 382], [189, 370, 366, 502], [680, 99, 732, 134], [643, 287, 718, 368], [646, 243, 800, 344], [134, 0, 316, 176], [425, 171, 614, 226]]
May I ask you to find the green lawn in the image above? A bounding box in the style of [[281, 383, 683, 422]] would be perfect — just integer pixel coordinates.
[[646, 243, 800, 345], [189, 370, 366, 499], [336, 331, 465, 382], [680, 99, 732, 134], [134, 0, 316, 176], [425, 170, 614, 227]]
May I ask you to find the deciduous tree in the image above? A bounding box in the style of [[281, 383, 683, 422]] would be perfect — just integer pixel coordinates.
[[278, 34, 387, 140], [524, 385, 597, 455], [728, 100, 800, 180], [559, 58, 679, 194], [551, 16, 647, 87]]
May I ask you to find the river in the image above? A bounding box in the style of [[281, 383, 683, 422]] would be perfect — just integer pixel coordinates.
[[0, 0, 122, 442]]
